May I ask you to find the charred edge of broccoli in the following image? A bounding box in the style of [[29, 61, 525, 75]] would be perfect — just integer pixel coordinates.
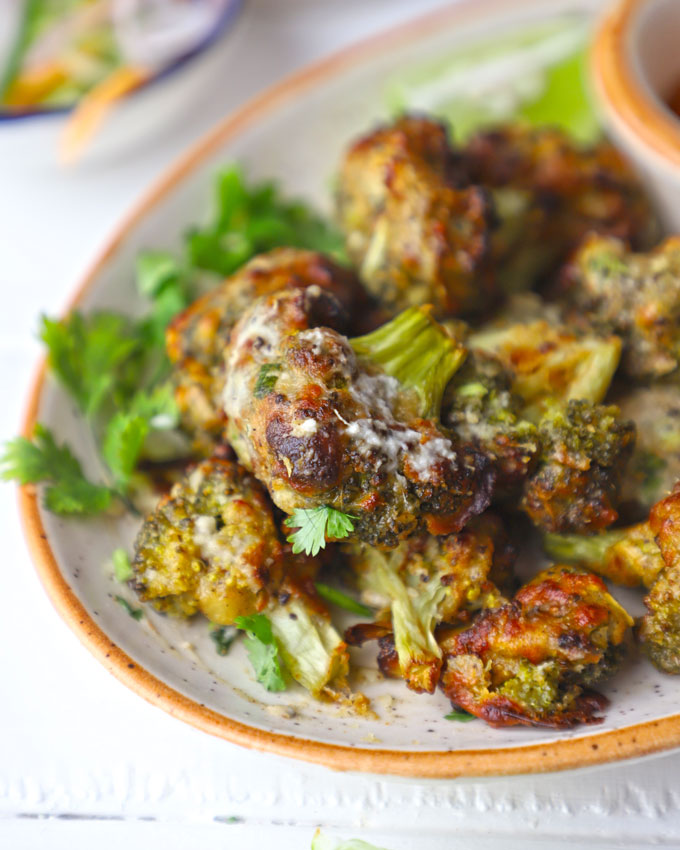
[[350, 305, 466, 418]]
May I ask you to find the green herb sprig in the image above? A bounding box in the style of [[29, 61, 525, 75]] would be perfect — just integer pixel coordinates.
[[284, 506, 357, 557]]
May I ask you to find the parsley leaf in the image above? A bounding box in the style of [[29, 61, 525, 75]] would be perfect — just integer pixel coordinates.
[[101, 385, 180, 489], [40, 312, 139, 417], [115, 596, 143, 620], [314, 582, 373, 617], [1, 424, 113, 515], [444, 709, 475, 722], [186, 165, 346, 276], [112, 548, 133, 582], [234, 613, 286, 692], [284, 506, 356, 556]]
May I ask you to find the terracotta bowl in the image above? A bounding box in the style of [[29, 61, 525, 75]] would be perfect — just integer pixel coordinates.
[[592, 0, 680, 230]]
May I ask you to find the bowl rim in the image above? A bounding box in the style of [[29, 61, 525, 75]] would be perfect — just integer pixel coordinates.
[[17, 0, 680, 778], [592, 0, 680, 167]]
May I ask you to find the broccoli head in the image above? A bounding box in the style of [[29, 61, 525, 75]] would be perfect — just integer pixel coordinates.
[[344, 519, 511, 693], [616, 384, 680, 518], [132, 457, 283, 622], [438, 565, 633, 728], [522, 401, 635, 533], [223, 286, 494, 548], [443, 349, 540, 491], [463, 124, 657, 261], [335, 115, 495, 317], [131, 456, 351, 698], [166, 248, 369, 454], [639, 484, 680, 674], [561, 235, 680, 380]]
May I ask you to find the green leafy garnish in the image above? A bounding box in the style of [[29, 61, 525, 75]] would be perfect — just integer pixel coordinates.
[[115, 596, 143, 620], [209, 625, 237, 656], [253, 363, 282, 399], [1, 424, 113, 514], [101, 385, 179, 489], [40, 312, 140, 418], [187, 166, 346, 276], [234, 613, 286, 692], [444, 709, 475, 722], [112, 548, 133, 583], [314, 582, 373, 618], [284, 506, 357, 556]]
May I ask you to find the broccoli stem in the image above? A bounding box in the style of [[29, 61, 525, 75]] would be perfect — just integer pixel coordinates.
[[544, 526, 664, 588], [543, 530, 626, 569], [268, 599, 349, 697], [350, 305, 466, 418]]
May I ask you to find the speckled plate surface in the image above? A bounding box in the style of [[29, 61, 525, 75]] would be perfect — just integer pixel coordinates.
[[18, 0, 680, 777]]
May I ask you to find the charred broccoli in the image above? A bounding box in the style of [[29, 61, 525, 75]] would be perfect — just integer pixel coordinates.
[[543, 523, 664, 588], [443, 349, 540, 492], [561, 236, 680, 380], [616, 384, 680, 518], [438, 566, 633, 728], [522, 401, 635, 533], [130, 457, 350, 698], [639, 485, 680, 674], [462, 124, 657, 269], [223, 286, 494, 548], [335, 115, 495, 317], [470, 318, 622, 421], [344, 520, 510, 693], [166, 248, 369, 454]]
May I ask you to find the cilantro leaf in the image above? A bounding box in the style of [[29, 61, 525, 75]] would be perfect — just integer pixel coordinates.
[[444, 709, 475, 722], [136, 251, 183, 299], [40, 312, 139, 417], [186, 165, 346, 276], [101, 385, 180, 488], [112, 548, 133, 582], [314, 582, 373, 617], [115, 595, 143, 620], [234, 613, 286, 692], [284, 506, 357, 556], [1, 424, 113, 515]]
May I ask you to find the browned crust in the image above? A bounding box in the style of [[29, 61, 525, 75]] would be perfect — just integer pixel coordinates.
[[592, 0, 680, 168], [17, 0, 680, 777]]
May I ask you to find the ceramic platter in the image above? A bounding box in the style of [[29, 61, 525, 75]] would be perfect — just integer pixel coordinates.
[[19, 0, 680, 777]]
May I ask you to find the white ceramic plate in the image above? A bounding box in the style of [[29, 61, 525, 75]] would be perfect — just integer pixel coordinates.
[[20, 0, 680, 777]]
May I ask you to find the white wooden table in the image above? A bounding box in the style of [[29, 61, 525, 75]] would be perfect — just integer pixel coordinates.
[[2, 1, 680, 847]]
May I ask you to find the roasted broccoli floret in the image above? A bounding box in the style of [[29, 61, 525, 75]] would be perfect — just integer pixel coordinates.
[[343, 521, 509, 693], [131, 457, 350, 698], [522, 401, 635, 533], [223, 286, 494, 548], [443, 349, 540, 491], [561, 236, 680, 380], [166, 248, 369, 454], [335, 115, 495, 317], [470, 318, 622, 421], [543, 524, 664, 588], [462, 124, 657, 268], [438, 566, 633, 728], [639, 485, 680, 674], [616, 384, 680, 517]]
